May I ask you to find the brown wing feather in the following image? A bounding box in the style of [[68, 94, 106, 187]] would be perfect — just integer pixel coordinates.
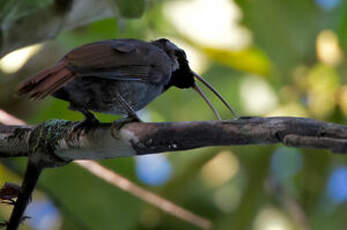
[[17, 61, 75, 100], [66, 40, 137, 70], [17, 40, 141, 100], [17, 39, 172, 100], [64, 39, 172, 83]]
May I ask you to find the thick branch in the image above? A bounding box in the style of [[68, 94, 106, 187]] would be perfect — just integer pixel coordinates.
[[0, 125, 31, 158], [0, 117, 346, 166]]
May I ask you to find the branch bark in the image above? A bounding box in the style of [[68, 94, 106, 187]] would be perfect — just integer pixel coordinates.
[[0, 116, 346, 167]]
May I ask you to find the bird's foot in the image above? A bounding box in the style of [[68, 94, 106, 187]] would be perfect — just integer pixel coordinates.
[[72, 117, 100, 135], [111, 115, 142, 138]]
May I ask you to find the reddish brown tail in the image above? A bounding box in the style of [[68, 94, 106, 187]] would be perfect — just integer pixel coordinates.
[[17, 61, 75, 100]]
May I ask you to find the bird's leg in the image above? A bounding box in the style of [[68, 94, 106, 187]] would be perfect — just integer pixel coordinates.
[[111, 94, 141, 134], [116, 93, 142, 122], [79, 108, 100, 125], [69, 104, 99, 133]]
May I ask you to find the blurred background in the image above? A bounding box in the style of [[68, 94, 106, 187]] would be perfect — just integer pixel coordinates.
[[1, 0, 347, 229]]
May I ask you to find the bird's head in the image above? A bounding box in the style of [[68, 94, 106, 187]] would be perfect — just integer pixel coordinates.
[[151, 38, 194, 89], [151, 38, 238, 119]]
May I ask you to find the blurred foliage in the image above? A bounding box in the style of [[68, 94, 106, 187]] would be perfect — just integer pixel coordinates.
[[201, 46, 271, 76], [1, 0, 347, 230], [0, 0, 52, 22], [0, 0, 144, 23], [113, 0, 146, 18]]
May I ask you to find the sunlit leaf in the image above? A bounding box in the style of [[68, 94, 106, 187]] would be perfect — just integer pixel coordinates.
[[202, 46, 271, 76], [306, 64, 340, 118]]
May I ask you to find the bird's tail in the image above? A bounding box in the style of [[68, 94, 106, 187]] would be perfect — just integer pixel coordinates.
[[17, 61, 75, 100]]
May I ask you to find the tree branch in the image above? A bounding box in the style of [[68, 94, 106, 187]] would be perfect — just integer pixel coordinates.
[[0, 110, 213, 230], [0, 116, 346, 229], [0, 117, 346, 166]]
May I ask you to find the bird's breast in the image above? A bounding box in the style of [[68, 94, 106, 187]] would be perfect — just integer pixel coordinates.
[[54, 78, 164, 115], [109, 80, 164, 114]]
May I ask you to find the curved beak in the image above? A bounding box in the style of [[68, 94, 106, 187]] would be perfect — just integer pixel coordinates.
[[193, 82, 222, 120], [192, 71, 238, 119]]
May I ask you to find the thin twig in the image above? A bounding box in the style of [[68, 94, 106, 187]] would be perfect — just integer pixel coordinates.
[[76, 160, 212, 230], [0, 110, 26, 125]]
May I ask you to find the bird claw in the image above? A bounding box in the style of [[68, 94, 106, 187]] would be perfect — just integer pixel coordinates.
[[71, 117, 100, 135]]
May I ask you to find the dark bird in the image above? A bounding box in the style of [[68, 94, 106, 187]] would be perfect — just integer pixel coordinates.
[[17, 38, 237, 126]]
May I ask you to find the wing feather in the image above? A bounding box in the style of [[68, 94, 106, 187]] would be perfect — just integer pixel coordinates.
[[65, 39, 170, 82], [17, 39, 172, 100]]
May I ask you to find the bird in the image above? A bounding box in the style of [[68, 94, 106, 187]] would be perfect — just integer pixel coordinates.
[[17, 38, 237, 127]]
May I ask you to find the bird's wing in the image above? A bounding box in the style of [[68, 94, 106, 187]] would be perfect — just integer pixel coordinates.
[[17, 39, 172, 100], [65, 39, 171, 82]]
